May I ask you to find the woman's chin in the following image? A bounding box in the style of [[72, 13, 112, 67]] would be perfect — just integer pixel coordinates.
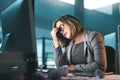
[[65, 36, 71, 39]]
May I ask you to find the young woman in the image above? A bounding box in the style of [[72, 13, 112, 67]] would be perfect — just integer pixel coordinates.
[[51, 15, 107, 72]]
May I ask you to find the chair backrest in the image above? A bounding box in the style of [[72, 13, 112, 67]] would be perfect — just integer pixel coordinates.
[[105, 46, 115, 73]]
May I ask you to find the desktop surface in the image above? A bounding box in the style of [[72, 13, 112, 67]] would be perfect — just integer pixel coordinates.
[[37, 69, 120, 80], [62, 74, 120, 80]]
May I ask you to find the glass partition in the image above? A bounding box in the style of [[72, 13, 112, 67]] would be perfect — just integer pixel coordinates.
[[36, 38, 56, 68]]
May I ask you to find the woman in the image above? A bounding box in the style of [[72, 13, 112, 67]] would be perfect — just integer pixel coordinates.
[[51, 15, 107, 72]]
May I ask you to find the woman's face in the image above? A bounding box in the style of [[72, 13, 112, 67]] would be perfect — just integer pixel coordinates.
[[56, 21, 71, 39]]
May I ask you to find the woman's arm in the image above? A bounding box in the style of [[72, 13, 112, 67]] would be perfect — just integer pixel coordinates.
[[51, 27, 68, 67], [53, 47, 68, 67], [74, 32, 107, 72], [91, 32, 107, 71]]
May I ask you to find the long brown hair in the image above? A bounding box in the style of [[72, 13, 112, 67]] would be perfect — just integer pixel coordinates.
[[53, 15, 84, 47]]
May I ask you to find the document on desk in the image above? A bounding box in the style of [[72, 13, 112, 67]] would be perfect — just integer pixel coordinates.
[[104, 75, 120, 79], [62, 74, 120, 80], [62, 76, 90, 80], [61, 72, 95, 80], [62, 75, 99, 80], [72, 71, 95, 77], [62, 72, 96, 80]]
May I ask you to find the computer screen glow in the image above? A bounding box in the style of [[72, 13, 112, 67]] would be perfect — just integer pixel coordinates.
[[59, 0, 75, 5]]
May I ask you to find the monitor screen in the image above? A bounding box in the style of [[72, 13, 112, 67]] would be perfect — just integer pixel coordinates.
[[1, 0, 37, 74]]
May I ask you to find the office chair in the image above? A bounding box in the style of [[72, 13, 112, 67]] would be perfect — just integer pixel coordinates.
[[105, 46, 115, 73]]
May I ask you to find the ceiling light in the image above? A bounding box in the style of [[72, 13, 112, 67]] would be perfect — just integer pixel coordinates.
[[84, 0, 120, 10], [59, 0, 75, 5]]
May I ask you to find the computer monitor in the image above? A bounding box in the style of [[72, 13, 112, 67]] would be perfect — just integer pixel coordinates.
[[1, 0, 37, 76]]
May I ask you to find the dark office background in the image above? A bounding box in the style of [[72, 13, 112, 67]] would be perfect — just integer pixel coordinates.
[[0, 0, 120, 73]]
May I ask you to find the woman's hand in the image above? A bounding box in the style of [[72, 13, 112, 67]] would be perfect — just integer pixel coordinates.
[[68, 65, 75, 72], [51, 27, 59, 48]]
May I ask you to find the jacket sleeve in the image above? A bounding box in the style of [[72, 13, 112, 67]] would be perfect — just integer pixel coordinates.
[[74, 32, 107, 72], [53, 46, 68, 68]]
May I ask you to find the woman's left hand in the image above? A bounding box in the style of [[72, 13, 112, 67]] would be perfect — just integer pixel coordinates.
[[68, 65, 75, 71]]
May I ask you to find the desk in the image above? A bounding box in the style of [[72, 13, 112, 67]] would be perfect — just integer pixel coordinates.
[[39, 71, 120, 80], [62, 74, 120, 80]]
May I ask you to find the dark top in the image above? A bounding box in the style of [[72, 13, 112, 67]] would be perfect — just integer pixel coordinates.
[[71, 41, 85, 64]]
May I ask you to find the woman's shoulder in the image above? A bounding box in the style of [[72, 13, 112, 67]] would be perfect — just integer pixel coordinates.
[[84, 29, 100, 34], [84, 30, 102, 36], [83, 30, 103, 41]]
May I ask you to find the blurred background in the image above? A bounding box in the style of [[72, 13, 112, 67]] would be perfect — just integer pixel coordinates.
[[0, 0, 120, 73]]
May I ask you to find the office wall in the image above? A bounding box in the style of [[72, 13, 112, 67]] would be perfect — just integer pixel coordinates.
[[84, 3, 120, 36]]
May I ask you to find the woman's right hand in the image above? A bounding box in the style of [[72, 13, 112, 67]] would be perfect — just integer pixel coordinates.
[[51, 27, 59, 48]]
